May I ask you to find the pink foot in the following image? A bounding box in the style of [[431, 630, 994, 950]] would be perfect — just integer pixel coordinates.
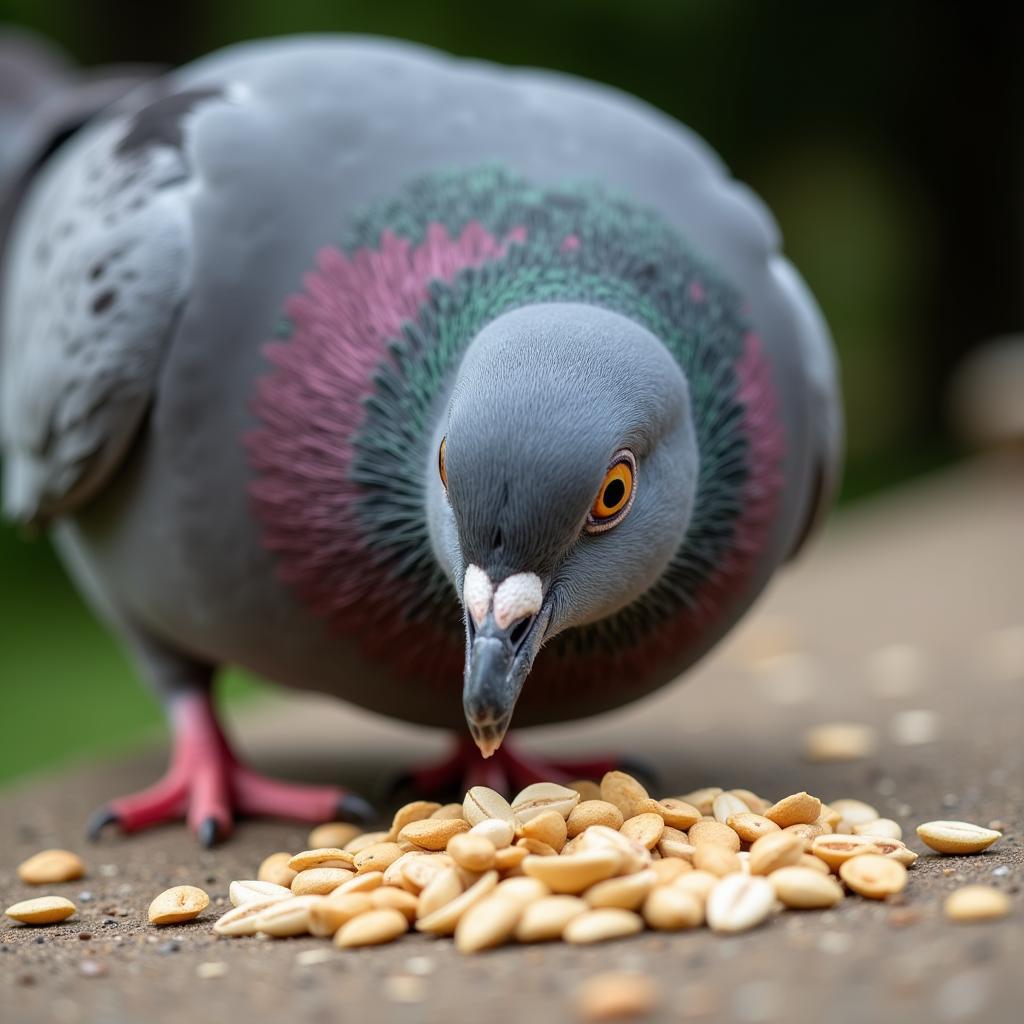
[[404, 734, 637, 797], [88, 693, 373, 846]]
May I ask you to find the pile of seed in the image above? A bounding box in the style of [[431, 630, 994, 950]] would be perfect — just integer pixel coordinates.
[[4, 774, 1009, 949], [205, 775, 1002, 949]]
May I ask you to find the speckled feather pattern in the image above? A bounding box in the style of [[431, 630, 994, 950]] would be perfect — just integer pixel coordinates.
[[247, 167, 784, 702]]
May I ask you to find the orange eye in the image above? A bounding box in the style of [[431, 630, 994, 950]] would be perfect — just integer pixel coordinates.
[[586, 451, 636, 533], [438, 436, 448, 489]]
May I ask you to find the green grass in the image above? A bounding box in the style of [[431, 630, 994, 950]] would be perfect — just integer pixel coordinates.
[[0, 526, 268, 787]]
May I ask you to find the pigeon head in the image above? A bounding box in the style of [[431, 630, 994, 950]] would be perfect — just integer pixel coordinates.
[[426, 302, 699, 755]]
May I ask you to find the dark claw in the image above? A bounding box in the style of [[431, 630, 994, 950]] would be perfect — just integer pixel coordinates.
[[335, 792, 376, 825], [197, 817, 224, 848], [86, 806, 120, 841]]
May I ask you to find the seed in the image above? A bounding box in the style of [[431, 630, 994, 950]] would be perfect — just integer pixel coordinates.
[[810, 835, 882, 870], [288, 848, 356, 872], [728, 789, 769, 815], [705, 874, 776, 933], [916, 821, 1002, 855], [783, 823, 827, 848], [228, 880, 293, 906], [642, 886, 703, 930], [431, 802, 465, 819], [673, 870, 721, 904], [345, 830, 389, 854], [148, 885, 209, 926], [728, 813, 781, 844], [563, 908, 644, 944], [522, 850, 620, 894], [568, 779, 603, 801], [944, 886, 1011, 922], [619, 812, 665, 851], [257, 852, 297, 888], [799, 854, 832, 876], [331, 870, 384, 896], [353, 842, 404, 874], [416, 867, 464, 919], [712, 792, 750, 823], [853, 819, 902, 840], [291, 867, 355, 896], [650, 859, 692, 885], [454, 893, 524, 953], [839, 854, 907, 898], [511, 782, 581, 823], [567, 800, 624, 837], [516, 837, 559, 857], [584, 870, 656, 911], [577, 825, 652, 873], [599, 771, 650, 819], [829, 799, 879, 833], [817, 804, 843, 831], [573, 971, 660, 1021], [764, 792, 822, 828], [655, 799, 702, 830], [692, 844, 742, 878], [804, 723, 878, 762], [463, 787, 515, 827], [400, 818, 470, 851], [5, 896, 76, 925], [858, 837, 918, 867], [369, 887, 419, 922], [494, 845, 528, 871], [770, 867, 844, 909], [18, 850, 86, 885], [520, 809, 569, 851], [515, 895, 588, 942], [748, 831, 806, 875], [448, 833, 497, 871], [656, 826, 696, 861], [495, 877, 549, 902], [307, 893, 374, 936], [402, 854, 453, 892], [688, 819, 740, 851], [416, 870, 499, 936], [335, 907, 408, 948], [388, 801, 443, 840], [308, 823, 362, 849], [469, 819, 514, 848], [676, 788, 722, 816], [214, 897, 289, 937], [253, 895, 322, 937]]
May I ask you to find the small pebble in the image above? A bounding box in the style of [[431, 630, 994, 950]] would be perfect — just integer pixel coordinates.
[[294, 948, 333, 967], [17, 974, 35, 986], [78, 892, 93, 903], [98, 865, 118, 878], [992, 866, 1010, 878], [403, 955, 436, 976], [77, 932, 92, 941], [79, 960, 106, 978], [158, 941, 181, 955]]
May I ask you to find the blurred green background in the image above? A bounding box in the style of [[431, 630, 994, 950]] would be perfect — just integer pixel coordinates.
[[1, 1, 1020, 784]]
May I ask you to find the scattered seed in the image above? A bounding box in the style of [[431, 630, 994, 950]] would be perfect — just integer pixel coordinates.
[[454, 893, 523, 953], [770, 867, 844, 909], [5, 896, 77, 925], [399, 818, 470, 851], [944, 886, 1011, 922], [512, 782, 581, 823], [748, 831, 805, 875], [308, 823, 362, 849], [257, 852, 297, 888], [215, 897, 292, 937], [388, 801, 443, 840], [228, 880, 293, 907], [520, 810, 569, 851], [619, 813, 664, 850], [18, 850, 86, 885], [727, 813, 780, 844], [253, 895, 322, 937], [642, 886, 703, 931], [463, 787, 515, 827], [148, 886, 208, 926], [288, 848, 356, 872], [291, 867, 355, 896], [584, 870, 656, 911], [469, 818, 514, 848], [853, 819, 903, 840], [804, 723, 878, 762], [764, 792, 823, 828], [810, 835, 883, 871], [688, 819, 741, 851], [573, 971, 660, 1020], [196, 961, 228, 980], [916, 821, 1002, 855]]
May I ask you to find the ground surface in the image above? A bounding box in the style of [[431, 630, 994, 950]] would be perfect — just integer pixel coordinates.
[[2, 456, 1022, 1024]]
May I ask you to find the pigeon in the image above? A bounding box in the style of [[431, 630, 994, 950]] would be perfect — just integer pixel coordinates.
[[0, 34, 841, 844]]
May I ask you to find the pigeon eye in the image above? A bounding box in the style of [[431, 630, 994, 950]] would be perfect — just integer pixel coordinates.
[[585, 450, 636, 534], [438, 436, 448, 489]]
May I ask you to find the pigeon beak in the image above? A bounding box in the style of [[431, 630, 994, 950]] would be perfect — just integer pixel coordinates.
[[462, 602, 550, 758]]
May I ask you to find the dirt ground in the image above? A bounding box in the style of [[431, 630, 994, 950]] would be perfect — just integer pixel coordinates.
[[2, 456, 1022, 1024]]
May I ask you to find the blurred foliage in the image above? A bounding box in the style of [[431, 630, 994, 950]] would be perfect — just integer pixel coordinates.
[[0, 1, 1020, 782]]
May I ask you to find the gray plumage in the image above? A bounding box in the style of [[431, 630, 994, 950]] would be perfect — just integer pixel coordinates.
[[0, 35, 841, 828]]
